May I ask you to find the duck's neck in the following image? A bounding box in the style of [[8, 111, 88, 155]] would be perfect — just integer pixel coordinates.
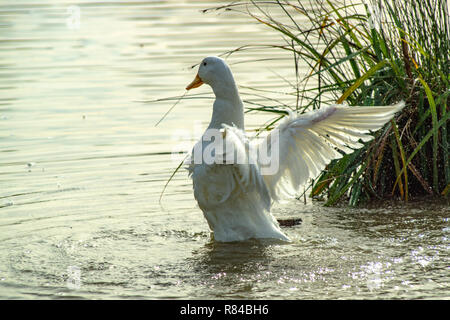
[[208, 76, 244, 130]]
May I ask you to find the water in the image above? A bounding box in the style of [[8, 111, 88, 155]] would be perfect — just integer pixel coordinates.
[[1, 0, 449, 299]]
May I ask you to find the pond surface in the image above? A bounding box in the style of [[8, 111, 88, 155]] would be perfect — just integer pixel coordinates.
[[1, 0, 449, 299]]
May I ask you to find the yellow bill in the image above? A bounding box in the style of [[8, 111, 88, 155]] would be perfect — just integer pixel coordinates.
[[186, 74, 204, 90]]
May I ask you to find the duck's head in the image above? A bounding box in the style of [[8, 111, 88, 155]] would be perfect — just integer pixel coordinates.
[[186, 56, 233, 91]]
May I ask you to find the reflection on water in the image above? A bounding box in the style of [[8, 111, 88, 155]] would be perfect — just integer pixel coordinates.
[[0, 0, 449, 299], [192, 240, 278, 275]]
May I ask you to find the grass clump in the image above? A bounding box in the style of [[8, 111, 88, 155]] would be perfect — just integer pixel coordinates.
[[214, 0, 449, 205]]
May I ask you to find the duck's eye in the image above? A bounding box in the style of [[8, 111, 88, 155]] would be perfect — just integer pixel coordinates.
[[203, 62, 207, 66]]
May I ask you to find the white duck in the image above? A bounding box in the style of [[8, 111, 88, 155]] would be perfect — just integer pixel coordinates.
[[185, 56, 404, 242]]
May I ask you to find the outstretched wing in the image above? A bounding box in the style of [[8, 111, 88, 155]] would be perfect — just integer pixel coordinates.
[[256, 102, 405, 201]]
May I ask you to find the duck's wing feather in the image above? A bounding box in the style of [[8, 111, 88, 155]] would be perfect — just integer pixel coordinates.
[[188, 125, 270, 211], [188, 125, 288, 241], [256, 102, 405, 201]]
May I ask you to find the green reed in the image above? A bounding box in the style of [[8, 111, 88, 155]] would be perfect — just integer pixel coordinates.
[[216, 0, 449, 204]]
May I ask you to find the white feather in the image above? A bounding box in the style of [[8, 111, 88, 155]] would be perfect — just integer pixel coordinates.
[[185, 56, 405, 242], [257, 102, 405, 202]]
